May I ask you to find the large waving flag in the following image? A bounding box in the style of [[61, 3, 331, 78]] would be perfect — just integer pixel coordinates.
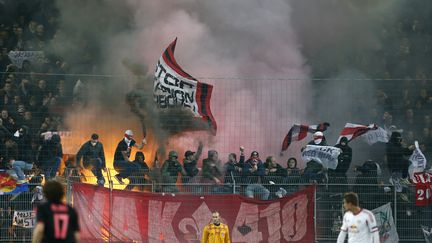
[[337, 123, 378, 144], [154, 38, 217, 134], [0, 172, 29, 195], [281, 122, 330, 151]]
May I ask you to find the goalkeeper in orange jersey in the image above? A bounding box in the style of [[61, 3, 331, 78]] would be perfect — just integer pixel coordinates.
[[202, 211, 230, 243]]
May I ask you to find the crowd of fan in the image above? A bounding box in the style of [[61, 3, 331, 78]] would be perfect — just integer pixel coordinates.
[[0, 1, 71, 184], [0, 0, 431, 197], [98, 129, 420, 201]]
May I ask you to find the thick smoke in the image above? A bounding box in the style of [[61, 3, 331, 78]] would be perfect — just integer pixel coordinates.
[[51, 0, 311, 163], [290, 0, 404, 169]]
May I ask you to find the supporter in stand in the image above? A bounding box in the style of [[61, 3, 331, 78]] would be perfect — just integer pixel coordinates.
[[149, 148, 163, 192], [283, 157, 303, 195], [125, 151, 150, 191], [39, 133, 62, 179], [8, 157, 33, 184], [182, 141, 203, 184], [223, 146, 245, 192], [263, 156, 287, 199], [386, 131, 414, 189], [161, 150, 186, 193], [286, 157, 302, 179], [76, 133, 107, 186], [202, 150, 224, 193], [242, 150, 269, 200], [303, 131, 328, 183], [113, 129, 146, 185], [330, 136, 352, 181]]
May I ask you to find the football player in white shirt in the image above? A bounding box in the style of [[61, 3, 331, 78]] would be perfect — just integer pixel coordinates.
[[337, 192, 380, 243]]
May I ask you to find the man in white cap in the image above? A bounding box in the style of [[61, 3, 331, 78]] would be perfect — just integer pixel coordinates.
[[308, 131, 327, 146], [113, 129, 147, 184], [303, 131, 328, 182]]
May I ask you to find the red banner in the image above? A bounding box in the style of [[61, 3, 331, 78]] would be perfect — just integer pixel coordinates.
[[72, 183, 315, 242], [413, 172, 432, 206]]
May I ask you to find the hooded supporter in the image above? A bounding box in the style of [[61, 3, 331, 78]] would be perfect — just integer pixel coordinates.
[[332, 136, 352, 178], [386, 131, 414, 178]]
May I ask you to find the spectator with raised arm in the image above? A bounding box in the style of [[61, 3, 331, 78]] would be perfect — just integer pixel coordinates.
[[113, 129, 146, 185], [223, 146, 245, 186], [182, 141, 203, 184]]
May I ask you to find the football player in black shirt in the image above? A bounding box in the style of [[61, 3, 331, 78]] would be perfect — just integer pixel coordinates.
[[32, 180, 80, 243]]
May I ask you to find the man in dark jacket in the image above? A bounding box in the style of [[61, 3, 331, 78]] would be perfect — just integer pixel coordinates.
[[303, 131, 327, 183], [263, 156, 287, 199], [113, 129, 146, 185], [386, 132, 414, 178], [13, 126, 32, 163], [224, 147, 245, 185], [39, 134, 62, 179], [76, 133, 106, 186], [125, 151, 150, 191], [202, 150, 223, 184], [242, 151, 269, 200], [161, 150, 186, 192], [386, 132, 414, 193], [331, 137, 352, 179], [182, 141, 203, 184]]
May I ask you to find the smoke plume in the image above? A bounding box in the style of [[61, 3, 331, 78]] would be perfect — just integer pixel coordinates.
[[51, 0, 311, 164]]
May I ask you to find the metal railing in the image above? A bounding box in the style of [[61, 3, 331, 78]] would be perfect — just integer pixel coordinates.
[[63, 169, 432, 243], [1, 168, 429, 243]]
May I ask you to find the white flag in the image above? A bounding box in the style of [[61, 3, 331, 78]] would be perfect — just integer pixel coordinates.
[[422, 225, 432, 243], [372, 203, 399, 243], [153, 38, 216, 133], [301, 145, 341, 170], [361, 127, 390, 145], [409, 141, 427, 180]]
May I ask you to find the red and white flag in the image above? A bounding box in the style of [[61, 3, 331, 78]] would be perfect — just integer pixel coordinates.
[[281, 122, 330, 151], [337, 123, 378, 144], [154, 38, 217, 134]]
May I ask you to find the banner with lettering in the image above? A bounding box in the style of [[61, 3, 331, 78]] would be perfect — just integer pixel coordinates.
[[8, 51, 45, 68], [12, 211, 35, 228], [301, 145, 342, 170], [72, 183, 315, 243], [154, 38, 217, 134], [413, 172, 432, 206]]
